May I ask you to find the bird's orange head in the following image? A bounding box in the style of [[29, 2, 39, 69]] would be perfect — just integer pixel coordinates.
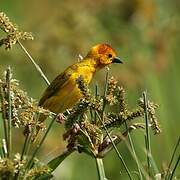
[[86, 44, 123, 67]]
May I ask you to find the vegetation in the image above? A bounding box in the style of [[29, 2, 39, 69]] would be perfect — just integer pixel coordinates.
[[0, 0, 180, 179]]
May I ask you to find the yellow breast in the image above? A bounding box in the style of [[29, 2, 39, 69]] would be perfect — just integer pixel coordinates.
[[42, 65, 95, 114]]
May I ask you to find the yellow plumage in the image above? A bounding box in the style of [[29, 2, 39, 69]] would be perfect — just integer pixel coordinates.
[[38, 43, 122, 123]]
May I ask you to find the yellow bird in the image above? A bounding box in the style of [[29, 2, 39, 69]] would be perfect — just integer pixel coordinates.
[[38, 44, 122, 123]]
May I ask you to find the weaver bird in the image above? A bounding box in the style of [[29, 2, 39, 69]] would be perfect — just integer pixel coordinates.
[[38, 44, 122, 124]]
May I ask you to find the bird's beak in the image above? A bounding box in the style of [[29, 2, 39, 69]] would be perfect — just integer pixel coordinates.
[[112, 57, 123, 64]]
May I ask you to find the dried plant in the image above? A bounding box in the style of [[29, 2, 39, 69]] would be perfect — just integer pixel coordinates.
[[0, 68, 53, 179], [0, 12, 33, 49], [63, 75, 161, 159], [0, 68, 51, 131], [1, 11, 178, 180], [0, 67, 162, 179]]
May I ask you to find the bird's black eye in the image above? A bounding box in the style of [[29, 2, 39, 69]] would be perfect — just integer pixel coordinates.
[[108, 54, 112, 58]]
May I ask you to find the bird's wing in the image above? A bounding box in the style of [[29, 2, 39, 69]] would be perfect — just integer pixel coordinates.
[[39, 70, 72, 106]]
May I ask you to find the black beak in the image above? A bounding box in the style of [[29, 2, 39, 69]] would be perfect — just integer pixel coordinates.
[[112, 57, 123, 64]]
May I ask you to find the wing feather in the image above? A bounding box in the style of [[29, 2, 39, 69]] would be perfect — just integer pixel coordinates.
[[39, 70, 72, 106]]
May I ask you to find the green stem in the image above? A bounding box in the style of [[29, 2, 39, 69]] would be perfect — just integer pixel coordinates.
[[97, 71, 132, 179], [17, 41, 50, 86], [21, 133, 30, 160], [26, 116, 56, 169], [6, 67, 12, 158], [165, 136, 180, 180], [124, 122, 143, 180], [168, 154, 180, 180], [0, 87, 8, 157], [14, 133, 30, 180], [115, 128, 150, 179], [102, 71, 109, 114], [25, 113, 43, 160], [94, 84, 98, 124], [0, 145, 3, 158], [2, 139, 7, 157], [143, 92, 151, 177], [95, 158, 107, 180], [96, 111, 133, 180]]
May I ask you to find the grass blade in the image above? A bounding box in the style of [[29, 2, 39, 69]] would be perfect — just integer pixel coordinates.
[[47, 149, 74, 172], [124, 122, 143, 180], [168, 154, 180, 180], [165, 136, 180, 180]]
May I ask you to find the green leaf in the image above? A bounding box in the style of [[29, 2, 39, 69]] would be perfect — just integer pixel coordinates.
[[47, 149, 74, 172], [35, 173, 53, 180]]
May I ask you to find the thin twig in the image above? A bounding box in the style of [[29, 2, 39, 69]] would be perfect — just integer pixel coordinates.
[[0, 145, 3, 158], [94, 84, 98, 124], [2, 139, 7, 156], [14, 132, 30, 180], [115, 128, 150, 179], [26, 116, 57, 169], [23, 113, 42, 161], [0, 87, 8, 157], [165, 136, 180, 180], [96, 111, 133, 180], [6, 67, 12, 158], [143, 91, 151, 177], [101, 71, 109, 114], [168, 154, 180, 180], [98, 71, 132, 179], [17, 40, 50, 86], [16, 40, 60, 176], [124, 121, 143, 180], [21, 133, 30, 161], [21, 122, 38, 178]]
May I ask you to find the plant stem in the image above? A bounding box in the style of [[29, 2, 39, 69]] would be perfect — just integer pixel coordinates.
[[0, 87, 8, 157], [21, 133, 30, 161], [2, 139, 7, 156], [94, 84, 98, 124], [17, 41, 50, 86], [116, 129, 150, 179], [143, 91, 151, 177], [165, 136, 180, 180], [96, 111, 133, 180], [102, 71, 109, 114], [6, 67, 12, 158], [26, 116, 57, 169], [0, 145, 3, 158], [97, 71, 132, 179], [14, 133, 30, 180], [124, 122, 143, 180], [168, 154, 180, 180], [95, 158, 107, 180]]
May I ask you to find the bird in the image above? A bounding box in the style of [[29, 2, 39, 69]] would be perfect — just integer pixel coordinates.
[[36, 43, 123, 136]]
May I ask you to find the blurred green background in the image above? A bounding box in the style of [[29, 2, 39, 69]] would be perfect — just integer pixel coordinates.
[[0, 0, 180, 179]]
